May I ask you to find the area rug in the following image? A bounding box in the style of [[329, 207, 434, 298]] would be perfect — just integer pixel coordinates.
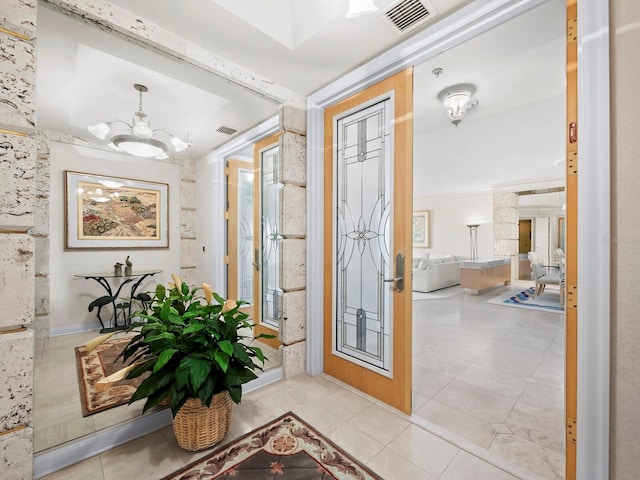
[[487, 286, 564, 314], [75, 336, 145, 416], [412, 285, 465, 301], [162, 412, 382, 480]]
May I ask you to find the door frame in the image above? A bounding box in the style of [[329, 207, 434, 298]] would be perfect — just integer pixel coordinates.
[[306, 0, 610, 477]]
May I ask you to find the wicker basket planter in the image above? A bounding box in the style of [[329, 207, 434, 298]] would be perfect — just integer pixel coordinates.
[[172, 391, 234, 451]]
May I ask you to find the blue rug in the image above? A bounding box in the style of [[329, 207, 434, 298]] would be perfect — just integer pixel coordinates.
[[488, 286, 564, 314]]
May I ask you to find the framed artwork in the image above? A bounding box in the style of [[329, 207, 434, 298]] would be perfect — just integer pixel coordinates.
[[412, 210, 431, 248], [65, 171, 169, 249]]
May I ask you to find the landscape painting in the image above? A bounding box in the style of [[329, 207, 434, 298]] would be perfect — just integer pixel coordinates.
[[66, 171, 168, 248]]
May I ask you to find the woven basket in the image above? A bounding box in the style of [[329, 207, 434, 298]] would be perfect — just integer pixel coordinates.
[[172, 391, 233, 451]]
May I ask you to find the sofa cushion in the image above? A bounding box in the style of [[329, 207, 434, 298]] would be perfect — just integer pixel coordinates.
[[441, 254, 456, 263], [413, 253, 429, 268], [418, 258, 444, 269]]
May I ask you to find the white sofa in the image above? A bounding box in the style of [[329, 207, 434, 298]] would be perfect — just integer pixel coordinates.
[[412, 254, 465, 293]]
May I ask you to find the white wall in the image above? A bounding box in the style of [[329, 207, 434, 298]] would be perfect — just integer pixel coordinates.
[[49, 142, 181, 334], [195, 152, 226, 294], [413, 192, 494, 261]]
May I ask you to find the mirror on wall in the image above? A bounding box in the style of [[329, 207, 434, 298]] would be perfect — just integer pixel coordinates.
[[33, 2, 281, 457], [226, 145, 284, 369]]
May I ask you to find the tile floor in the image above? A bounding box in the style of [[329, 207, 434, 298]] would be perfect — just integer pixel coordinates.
[[36, 280, 565, 479], [41, 374, 525, 480], [412, 281, 566, 479]]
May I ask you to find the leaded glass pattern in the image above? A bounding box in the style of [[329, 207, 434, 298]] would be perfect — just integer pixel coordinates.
[[261, 145, 283, 329], [334, 98, 393, 374], [237, 168, 254, 304]]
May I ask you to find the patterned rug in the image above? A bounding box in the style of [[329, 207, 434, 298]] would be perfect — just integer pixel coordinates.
[[163, 412, 382, 480], [487, 286, 564, 314], [75, 336, 145, 416]]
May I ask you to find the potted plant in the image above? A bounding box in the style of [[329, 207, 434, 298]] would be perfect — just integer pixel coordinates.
[[103, 274, 269, 451]]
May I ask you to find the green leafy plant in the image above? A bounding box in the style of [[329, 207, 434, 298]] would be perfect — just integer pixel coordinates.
[[118, 274, 269, 417]]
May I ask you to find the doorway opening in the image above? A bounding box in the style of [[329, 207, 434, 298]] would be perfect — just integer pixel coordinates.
[[410, 1, 567, 478]]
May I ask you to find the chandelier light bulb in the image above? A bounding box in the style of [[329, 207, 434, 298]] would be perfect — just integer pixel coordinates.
[[132, 121, 153, 138], [88, 122, 110, 140]]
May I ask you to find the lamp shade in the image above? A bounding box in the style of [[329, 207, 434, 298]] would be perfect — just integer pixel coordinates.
[[346, 0, 379, 17]]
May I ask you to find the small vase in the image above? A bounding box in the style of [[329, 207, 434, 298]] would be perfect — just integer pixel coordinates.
[[172, 391, 233, 451]]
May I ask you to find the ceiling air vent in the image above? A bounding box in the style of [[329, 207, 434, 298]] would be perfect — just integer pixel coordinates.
[[380, 0, 438, 36], [216, 125, 238, 135]]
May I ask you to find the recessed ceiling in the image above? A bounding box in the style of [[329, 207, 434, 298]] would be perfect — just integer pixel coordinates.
[[36, 3, 281, 159], [104, 0, 473, 95]]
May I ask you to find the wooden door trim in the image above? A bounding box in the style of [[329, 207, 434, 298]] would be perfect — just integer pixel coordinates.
[[323, 68, 413, 414]]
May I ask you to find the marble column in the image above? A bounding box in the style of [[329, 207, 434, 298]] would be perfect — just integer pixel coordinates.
[[0, 1, 37, 478], [493, 192, 519, 281], [278, 106, 307, 379]]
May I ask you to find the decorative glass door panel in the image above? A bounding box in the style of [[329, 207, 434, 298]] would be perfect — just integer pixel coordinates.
[[260, 144, 282, 330], [227, 159, 254, 319], [334, 99, 393, 375]]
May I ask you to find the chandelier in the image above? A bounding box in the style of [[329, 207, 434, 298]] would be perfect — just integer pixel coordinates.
[[436, 83, 478, 127], [88, 83, 192, 159]]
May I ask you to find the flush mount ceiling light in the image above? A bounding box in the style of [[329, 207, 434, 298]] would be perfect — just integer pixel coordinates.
[[437, 83, 478, 127], [346, 0, 379, 18], [88, 83, 192, 159]]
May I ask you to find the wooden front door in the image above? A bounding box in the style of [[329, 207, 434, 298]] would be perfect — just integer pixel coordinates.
[[323, 69, 413, 414]]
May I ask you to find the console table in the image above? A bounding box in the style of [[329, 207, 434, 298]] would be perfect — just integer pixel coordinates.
[[75, 270, 161, 332], [459, 258, 511, 295]]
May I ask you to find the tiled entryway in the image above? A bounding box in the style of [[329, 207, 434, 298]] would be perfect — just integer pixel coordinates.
[[41, 374, 523, 480], [412, 281, 565, 479]]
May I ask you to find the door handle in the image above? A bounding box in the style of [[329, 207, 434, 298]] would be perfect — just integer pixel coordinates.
[[384, 252, 405, 292], [253, 249, 260, 271]]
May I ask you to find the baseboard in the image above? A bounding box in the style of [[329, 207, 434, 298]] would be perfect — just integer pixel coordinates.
[[33, 409, 172, 478], [50, 323, 102, 337]]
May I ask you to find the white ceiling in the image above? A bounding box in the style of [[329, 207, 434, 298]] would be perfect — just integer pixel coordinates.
[[36, 0, 566, 201]]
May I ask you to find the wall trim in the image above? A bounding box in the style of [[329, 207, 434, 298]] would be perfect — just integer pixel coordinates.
[[306, 0, 611, 477], [576, 0, 610, 477]]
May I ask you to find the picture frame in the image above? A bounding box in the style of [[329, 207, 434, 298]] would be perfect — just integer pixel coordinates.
[[65, 171, 169, 249], [412, 210, 431, 248]]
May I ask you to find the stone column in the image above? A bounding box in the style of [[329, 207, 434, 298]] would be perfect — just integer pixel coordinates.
[[278, 106, 307, 379], [32, 135, 51, 339], [0, 1, 37, 478], [178, 158, 197, 283], [493, 192, 519, 281]]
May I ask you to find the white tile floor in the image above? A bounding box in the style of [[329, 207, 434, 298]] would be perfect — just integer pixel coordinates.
[[41, 374, 524, 480], [412, 281, 566, 479], [37, 280, 565, 480]]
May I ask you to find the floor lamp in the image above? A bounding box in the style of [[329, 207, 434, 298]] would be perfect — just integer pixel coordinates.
[[467, 224, 479, 261]]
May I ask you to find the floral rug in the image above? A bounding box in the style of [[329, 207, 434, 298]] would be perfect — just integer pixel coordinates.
[[74, 336, 144, 416], [162, 412, 382, 480]]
